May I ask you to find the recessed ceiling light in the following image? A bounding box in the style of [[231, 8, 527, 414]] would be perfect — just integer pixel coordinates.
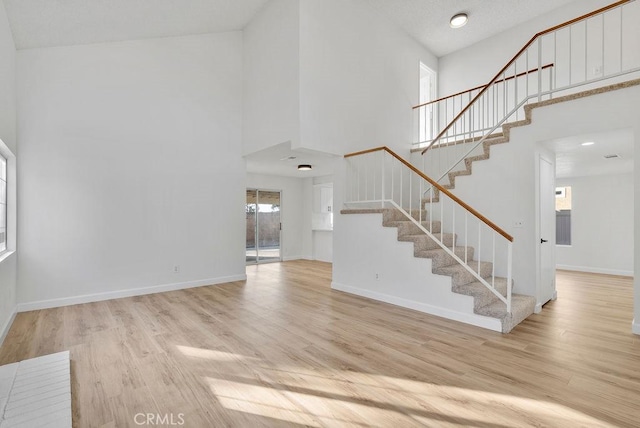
[[581, 142, 595, 146], [297, 164, 312, 171], [450, 13, 468, 29]]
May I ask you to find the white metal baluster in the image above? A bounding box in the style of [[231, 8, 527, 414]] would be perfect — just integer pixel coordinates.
[[504, 72, 508, 124], [492, 233, 496, 289], [356, 158, 360, 202], [381, 151, 385, 208], [569, 24, 573, 85], [477, 224, 481, 274], [400, 163, 403, 211], [408, 170, 413, 218], [538, 37, 542, 102], [440, 193, 444, 246], [372, 153, 376, 202], [526, 47, 530, 99], [464, 212, 468, 264], [549, 65, 553, 100], [492, 82, 498, 126], [430, 186, 433, 233], [391, 156, 395, 204], [601, 13, 605, 77], [419, 175, 423, 223], [553, 31, 557, 94], [364, 154, 368, 202], [620, 7, 623, 73], [452, 204, 456, 252], [585, 20, 588, 83], [514, 60, 518, 121], [507, 243, 513, 314]]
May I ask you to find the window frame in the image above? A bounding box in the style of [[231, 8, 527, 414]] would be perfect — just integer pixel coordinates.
[[0, 138, 15, 263]]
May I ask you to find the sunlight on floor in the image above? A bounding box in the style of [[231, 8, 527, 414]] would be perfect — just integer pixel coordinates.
[[202, 365, 617, 427], [175, 345, 258, 363]]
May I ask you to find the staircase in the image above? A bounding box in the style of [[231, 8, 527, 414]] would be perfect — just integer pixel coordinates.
[[342, 146, 530, 333], [341, 207, 534, 333], [339, 1, 640, 334]]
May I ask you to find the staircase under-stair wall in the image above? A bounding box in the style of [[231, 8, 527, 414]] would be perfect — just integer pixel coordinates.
[[333, 207, 535, 333]]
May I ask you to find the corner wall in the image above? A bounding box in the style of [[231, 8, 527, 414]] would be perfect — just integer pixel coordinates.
[[298, 0, 437, 157], [243, 0, 301, 156], [16, 33, 246, 309]]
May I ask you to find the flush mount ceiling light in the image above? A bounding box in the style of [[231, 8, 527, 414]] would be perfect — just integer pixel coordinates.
[[297, 164, 312, 171], [450, 13, 468, 29], [581, 142, 595, 146]]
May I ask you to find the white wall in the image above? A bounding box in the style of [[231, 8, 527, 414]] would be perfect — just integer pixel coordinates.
[[438, 0, 630, 96], [556, 174, 634, 276], [246, 173, 309, 261], [16, 33, 246, 308], [243, 0, 300, 156], [299, 0, 437, 157], [0, 0, 16, 344]]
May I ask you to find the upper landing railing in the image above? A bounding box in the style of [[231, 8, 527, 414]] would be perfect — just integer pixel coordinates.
[[413, 64, 554, 146], [415, 0, 640, 182]]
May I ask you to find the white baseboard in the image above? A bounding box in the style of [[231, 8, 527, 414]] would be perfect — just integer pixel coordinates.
[[556, 265, 633, 277], [16, 274, 247, 313], [0, 308, 17, 347], [331, 281, 502, 333], [633, 319, 640, 336], [283, 255, 305, 261]]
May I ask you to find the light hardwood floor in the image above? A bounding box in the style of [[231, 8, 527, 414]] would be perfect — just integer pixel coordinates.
[[0, 262, 638, 427]]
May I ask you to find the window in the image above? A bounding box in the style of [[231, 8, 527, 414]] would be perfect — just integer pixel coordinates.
[[419, 63, 436, 142], [0, 155, 6, 252], [555, 186, 571, 245]]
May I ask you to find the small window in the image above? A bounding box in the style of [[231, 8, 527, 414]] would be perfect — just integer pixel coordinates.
[[555, 186, 571, 245], [0, 155, 6, 252]]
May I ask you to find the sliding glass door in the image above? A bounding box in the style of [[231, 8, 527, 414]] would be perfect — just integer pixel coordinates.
[[246, 189, 281, 264]]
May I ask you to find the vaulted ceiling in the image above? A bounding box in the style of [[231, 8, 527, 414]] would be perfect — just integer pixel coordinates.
[[365, 0, 579, 56], [3, 0, 580, 55], [2, 0, 270, 50]]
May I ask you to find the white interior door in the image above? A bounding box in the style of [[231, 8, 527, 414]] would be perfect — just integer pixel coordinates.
[[539, 156, 556, 306]]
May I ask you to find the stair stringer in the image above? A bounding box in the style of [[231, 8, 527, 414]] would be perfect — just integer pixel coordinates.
[[331, 210, 503, 332]]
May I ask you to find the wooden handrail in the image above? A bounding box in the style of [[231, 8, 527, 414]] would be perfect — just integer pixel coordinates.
[[412, 64, 554, 110], [421, 0, 632, 155], [344, 146, 514, 242]]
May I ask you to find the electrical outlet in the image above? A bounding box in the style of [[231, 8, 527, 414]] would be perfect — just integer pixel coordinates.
[[173, 265, 180, 273], [375, 273, 379, 280]]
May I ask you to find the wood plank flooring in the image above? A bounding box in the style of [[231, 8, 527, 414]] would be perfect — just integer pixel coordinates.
[[0, 262, 638, 427]]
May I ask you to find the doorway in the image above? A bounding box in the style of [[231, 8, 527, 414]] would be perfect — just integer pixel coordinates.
[[246, 189, 282, 264], [538, 154, 556, 308]]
